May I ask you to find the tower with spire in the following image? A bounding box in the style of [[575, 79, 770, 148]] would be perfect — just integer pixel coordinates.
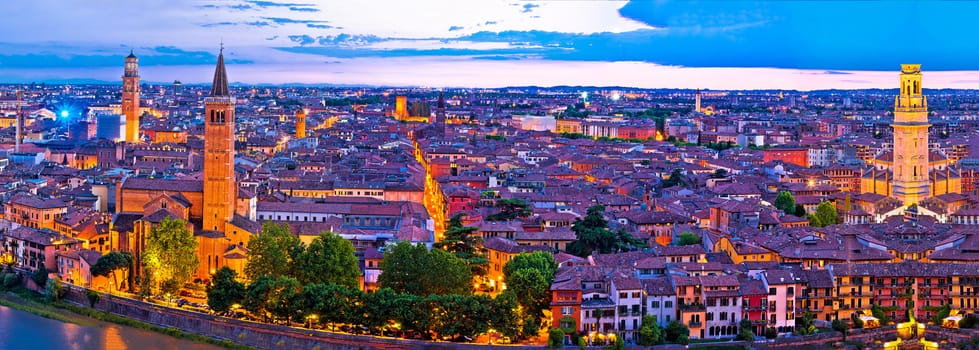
[[202, 47, 237, 232], [435, 91, 447, 133], [122, 50, 141, 143], [860, 65, 960, 217]]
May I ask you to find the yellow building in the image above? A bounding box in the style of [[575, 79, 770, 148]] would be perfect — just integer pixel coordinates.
[[861, 65, 960, 211], [713, 237, 777, 264]]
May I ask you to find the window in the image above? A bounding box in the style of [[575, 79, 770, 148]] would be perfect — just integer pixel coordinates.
[[769, 288, 776, 295], [651, 301, 660, 308], [664, 301, 673, 308]]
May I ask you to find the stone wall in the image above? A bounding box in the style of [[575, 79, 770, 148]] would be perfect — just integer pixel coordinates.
[[61, 286, 541, 350]]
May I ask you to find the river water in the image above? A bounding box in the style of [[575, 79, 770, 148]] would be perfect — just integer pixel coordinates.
[[0, 305, 222, 350]]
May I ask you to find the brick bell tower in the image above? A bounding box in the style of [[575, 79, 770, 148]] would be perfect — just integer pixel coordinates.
[[122, 50, 141, 143], [203, 47, 237, 232]]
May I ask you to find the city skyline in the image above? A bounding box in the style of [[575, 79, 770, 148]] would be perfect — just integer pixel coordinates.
[[3, 1, 979, 89]]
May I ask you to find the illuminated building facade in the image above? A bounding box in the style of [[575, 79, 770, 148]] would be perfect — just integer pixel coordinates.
[[122, 50, 141, 143]]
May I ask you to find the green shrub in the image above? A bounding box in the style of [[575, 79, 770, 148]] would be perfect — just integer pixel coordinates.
[[3, 273, 18, 289]]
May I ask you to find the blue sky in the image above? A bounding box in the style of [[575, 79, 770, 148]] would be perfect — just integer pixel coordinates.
[[1, 0, 978, 89]]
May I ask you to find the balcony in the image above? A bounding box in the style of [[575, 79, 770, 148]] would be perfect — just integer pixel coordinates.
[[688, 321, 702, 328]]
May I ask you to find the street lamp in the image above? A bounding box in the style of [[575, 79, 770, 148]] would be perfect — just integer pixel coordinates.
[[306, 314, 318, 329]]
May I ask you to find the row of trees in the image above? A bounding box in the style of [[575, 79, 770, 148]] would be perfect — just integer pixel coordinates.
[[207, 221, 556, 341], [208, 266, 523, 340]]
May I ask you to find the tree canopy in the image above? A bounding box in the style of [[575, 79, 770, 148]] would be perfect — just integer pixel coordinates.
[[378, 241, 472, 296], [773, 191, 796, 215], [292, 231, 361, 289], [245, 222, 303, 281], [567, 205, 645, 257], [90, 251, 133, 291], [676, 232, 701, 246], [207, 266, 245, 313], [436, 213, 488, 277], [486, 198, 532, 221], [810, 201, 839, 228], [636, 315, 662, 345], [142, 217, 198, 293]]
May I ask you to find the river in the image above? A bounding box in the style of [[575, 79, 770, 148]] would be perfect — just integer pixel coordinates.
[[0, 305, 222, 350]]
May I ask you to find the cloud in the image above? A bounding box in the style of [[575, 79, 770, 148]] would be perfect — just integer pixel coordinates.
[[263, 17, 329, 26], [245, 1, 313, 8], [448, 26, 464, 31], [288, 35, 316, 46], [522, 3, 539, 13], [484, 21, 497, 25], [289, 6, 319, 12], [307, 24, 333, 29]]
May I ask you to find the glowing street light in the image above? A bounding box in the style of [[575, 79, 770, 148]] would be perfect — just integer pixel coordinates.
[[60, 110, 69, 118]]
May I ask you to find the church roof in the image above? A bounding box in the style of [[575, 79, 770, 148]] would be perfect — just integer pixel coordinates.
[[210, 48, 230, 97], [127, 49, 137, 59]]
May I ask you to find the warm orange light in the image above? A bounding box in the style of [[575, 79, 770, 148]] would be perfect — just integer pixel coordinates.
[[655, 131, 664, 141]]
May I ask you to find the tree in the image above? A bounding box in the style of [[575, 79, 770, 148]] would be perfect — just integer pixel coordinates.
[[931, 304, 951, 325], [292, 231, 360, 289], [871, 304, 891, 325], [609, 336, 625, 350], [568, 205, 645, 257], [207, 266, 245, 313], [86, 289, 101, 308], [378, 241, 472, 295], [266, 276, 302, 324], [44, 278, 66, 302], [548, 328, 565, 348], [765, 327, 778, 339], [486, 199, 532, 221], [363, 287, 397, 334], [506, 268, 551, 320], [661, 169, 687, 188], [844, 193, 852, 213], [32, 265, 48, 287], [832, 318, 849, 341], [637, 315, 662, 345], [490, 291, 521, 339], [664, 320, 689, 344], [676, 232, 701, 246], [773, 191, 796, 215], [244, 275, 275, 323], [90, 251, 133, 292], [795, 313, 816, 335], [142, 217, 198, 293], [736, 318, 754, 341], [436, 213, 488, 277], [503, 251, 557, 282], [810, 201, 838, 228], [794, 204, 806, 217], [245, 222, 303, 281]]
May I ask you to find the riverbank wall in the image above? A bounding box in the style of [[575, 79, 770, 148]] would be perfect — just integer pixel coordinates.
[[59, 285, 538, 350]]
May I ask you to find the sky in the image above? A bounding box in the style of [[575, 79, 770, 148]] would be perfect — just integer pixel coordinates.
[[2, 0, 979, 90]]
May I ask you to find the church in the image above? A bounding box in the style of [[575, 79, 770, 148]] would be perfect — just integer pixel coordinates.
[[860, 64, 961, 212], [111, 48, 259, 281]]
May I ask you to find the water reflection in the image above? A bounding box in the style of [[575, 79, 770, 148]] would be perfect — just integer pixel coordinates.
[[0, 305, 220, 350]]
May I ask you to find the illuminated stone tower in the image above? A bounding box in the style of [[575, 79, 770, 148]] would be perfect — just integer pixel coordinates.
[[395, 96, 408, 121], [295, 108, 307, 139], [892, 64, 930, 206], [695, 89, 701, 113], [203, 48, 237, 232], [122, 50, 141, 143], [434, 91, 446, 126]]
